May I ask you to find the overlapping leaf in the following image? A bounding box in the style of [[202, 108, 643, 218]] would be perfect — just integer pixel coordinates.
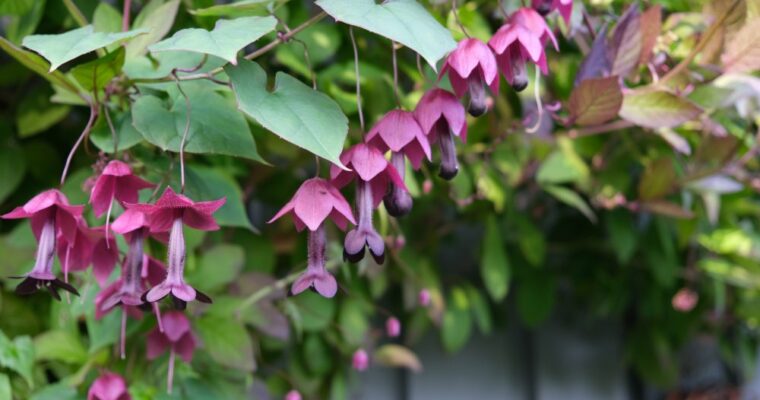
[[568, 77, 623, 126], [619, 90, 702, 128]]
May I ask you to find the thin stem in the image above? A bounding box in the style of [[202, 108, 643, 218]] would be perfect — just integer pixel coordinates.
[[658, 0, 739, 85], [120, 307, 127, 359], [391, 41, 401, 108], [122, 0, 132, 31], [167, 348, 175, 394], [452, 0, 471, 38], [61, 105, 98, 186], [173, 75, 192, 193], [63, 0, 88, 27], [274, 14, 317, 89], [349, 27, 365, 132], [416, 53, 432, 87], [103, 104, 119, 155]]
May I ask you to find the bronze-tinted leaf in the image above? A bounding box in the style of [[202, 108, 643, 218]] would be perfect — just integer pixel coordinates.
[[568, 76, 623, 126]]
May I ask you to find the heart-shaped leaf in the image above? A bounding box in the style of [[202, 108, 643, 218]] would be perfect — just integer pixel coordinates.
[[70, 46, 125, 92], [22, 25, 146, 71], [315, 0, 456, 70], [226, 59, 348, 168], [126, 0, 180, 57], [131, 86, 264, 162], [568, 76, 622, 126], [619, 90, 702, 129], [148, 16, 277, 64]]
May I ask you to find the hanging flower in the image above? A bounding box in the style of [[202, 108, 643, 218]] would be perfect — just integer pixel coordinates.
[[352, 348, 369, 371], [2, 189, 83, 298], [366, 110, 430, 217], [489, 7, 558, 91], [386, 316, 401, 338], [87, 372, 131, 400], [146, 311, 197, 394], [285, 390, 302, 400], [90, 160, 154, 218], [414, 88, 468, 180], [331, 143, 406, 264], [418, 289, 431, 307], [439, 38, 499, 116], [532, 0, 572, 24], [131, 187, 225, 309], [672, 288, 698, 312], [89, 226, 120, 286], [269, 178, 356, 298]]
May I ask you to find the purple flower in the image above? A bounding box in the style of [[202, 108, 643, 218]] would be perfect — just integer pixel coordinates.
[[352, 348, 369, 371], [386, 317, 401, 338], [532, 0, 572, 24], [132, 188, 225, 309], [270, 178, 356, 298], [2, 189, 83, 299], [331, 143, 406, 264], [87, 372, 131, 400], [285, 390, 302, 400], [90, 160, 154, 218], [414, 89, 467, 180], [439, 38, 499, 116], [489, 8, 558, 91], [146, 311, 197, 394], [418, 289, 431, 307], [366, 110, 431, 217]]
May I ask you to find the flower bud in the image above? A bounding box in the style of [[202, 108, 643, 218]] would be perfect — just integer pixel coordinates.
[[352, 348, 369, 371], [386, 317, 401, 338]]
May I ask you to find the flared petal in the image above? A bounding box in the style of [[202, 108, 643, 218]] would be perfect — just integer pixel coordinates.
[[90, 177, 115, 217], [174, 333, 196, 363], [146, 329, 169, 360], [162, 311, 192, 342]]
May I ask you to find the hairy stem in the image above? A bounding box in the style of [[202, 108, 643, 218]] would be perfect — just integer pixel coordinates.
[[61, 104, 98, 186]]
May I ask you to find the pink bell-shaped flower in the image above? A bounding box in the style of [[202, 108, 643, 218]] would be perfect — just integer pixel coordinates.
[[439, 38, 499, 116], [532, 0, 572, 25], [414, 89, 468, 180], [90, 160, 154, 218], [87, 372, 131, 400], [146, 311, 197, 394]]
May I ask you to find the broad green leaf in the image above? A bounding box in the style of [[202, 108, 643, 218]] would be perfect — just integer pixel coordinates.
[[187, 244, 245, 292], [0, 0, 33, 15], [619, 90, 702, 129], [0, 37, 80, 94], [126, 0, 180, 58], [191, 0, 287, 17], [123, 52, 226, 81], [149, 16, 277, 64], [226, 60, 348, 167], [289, 291, 336, 331], [447, 2, 492, 43], [338, 299, 368, 346], [22, 25, 146, 71], [131, 86, 263, 161], [30, 384, 77, 400], [465, 285, 492, 335], [5, 0, 45, 44], [722, 18, 760, 73], [638, 157, 675, 200], [606, 210, 638, 263], [315, 0, 456, 70], [0, 146, 25, 203], [182, 165, 255, 230], [92, 2, 121, 34], [441, 287, 472, 353], [90, 111, 144, 153], [34, 330, 87, 364], [274, 22, 341, 78], [302, 334, 333, 375], [16, 87, 70, 137], [481, 216, 510, 302], [516, 273, 555, 327], [0, 373, 10, 400], [0, 333, 34, 386], [71, 46, 125, 92], [543, 185, 597, 223], [374, 344, 422, 372], [195, 315, 256, 371], [568, 77, 623, 126], [536, 151, 588, 185]]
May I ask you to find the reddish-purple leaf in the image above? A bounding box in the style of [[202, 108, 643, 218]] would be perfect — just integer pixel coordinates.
[[638, 157, 676, 201], [568, 76, 623, 126], [609, 5, 642, 77], [641, 201, 694, 219], [722, 18, 760, 73], [638, 5, 662, 64], [575, 23, 610, 85], [619, 90, 702, 129]]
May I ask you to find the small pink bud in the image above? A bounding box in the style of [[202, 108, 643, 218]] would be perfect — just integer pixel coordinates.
[[418, 289, 431, 307], [672, 288, 698, 312], [386, 317, 401, 337], [422, 179, 433, 194], [394, 235, 406, 250], [352, 348, 369, 371], [284, 390, 302, 400]]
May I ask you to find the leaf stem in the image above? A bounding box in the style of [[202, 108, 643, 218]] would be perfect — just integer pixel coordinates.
[[172, 74, 192, 194], [349, 26, 365, 132], [391, 41, 401, 108], [452, 0, 471, 38], [122, 0, 132, 31], [61, 104, 98, 186]]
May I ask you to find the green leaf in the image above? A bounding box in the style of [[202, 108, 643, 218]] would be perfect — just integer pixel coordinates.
[[191, 0, 287, 17], [481, 216, 510, 302], [182, 166, 255, 230], [71, 46, 125, 92], [90, 111, 144, 153], [34, 330, 87, 364], [0, 373, 11, 400], [568, 77, 623, 126], [0, 37, 80, 94], [188, 244, 244, 292], [536, 152, 587, 185], [638, 157, 675, 200], [373, 344, 422, 372], [441, 287, 472, 353], [289, 291, 336, 332], [149, 16, 277, 64], [316, 0, 456, 70], [226, 60, 348, 167], [16, 87, 70, 137], [606, 210, 638, 263], [338, 299, 368, 346], [274, 22, 341, 78], [22, 25, 146, 71], [195, 315, 256, 371], [0, 333, 34, 387], [464, 285, 492, 335], [5, 0, 45, 44], [516, 273, 555, 328], [92, 2, 122, 34], [0, 0, 33, 15], [86, 311, 121, 353], [543, 185, 597, 223], [619, 90, 702, 129], [30, 384, 77, 400], [126, 0, 180, 58], [302, 334, 333, 375], [131, 86, 263, 161]]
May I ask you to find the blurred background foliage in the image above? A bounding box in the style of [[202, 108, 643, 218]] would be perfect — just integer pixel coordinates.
[[0, 0, 759, 399]]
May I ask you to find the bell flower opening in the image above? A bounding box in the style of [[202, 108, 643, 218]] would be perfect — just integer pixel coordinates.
[[439, 38, 499, 116]]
